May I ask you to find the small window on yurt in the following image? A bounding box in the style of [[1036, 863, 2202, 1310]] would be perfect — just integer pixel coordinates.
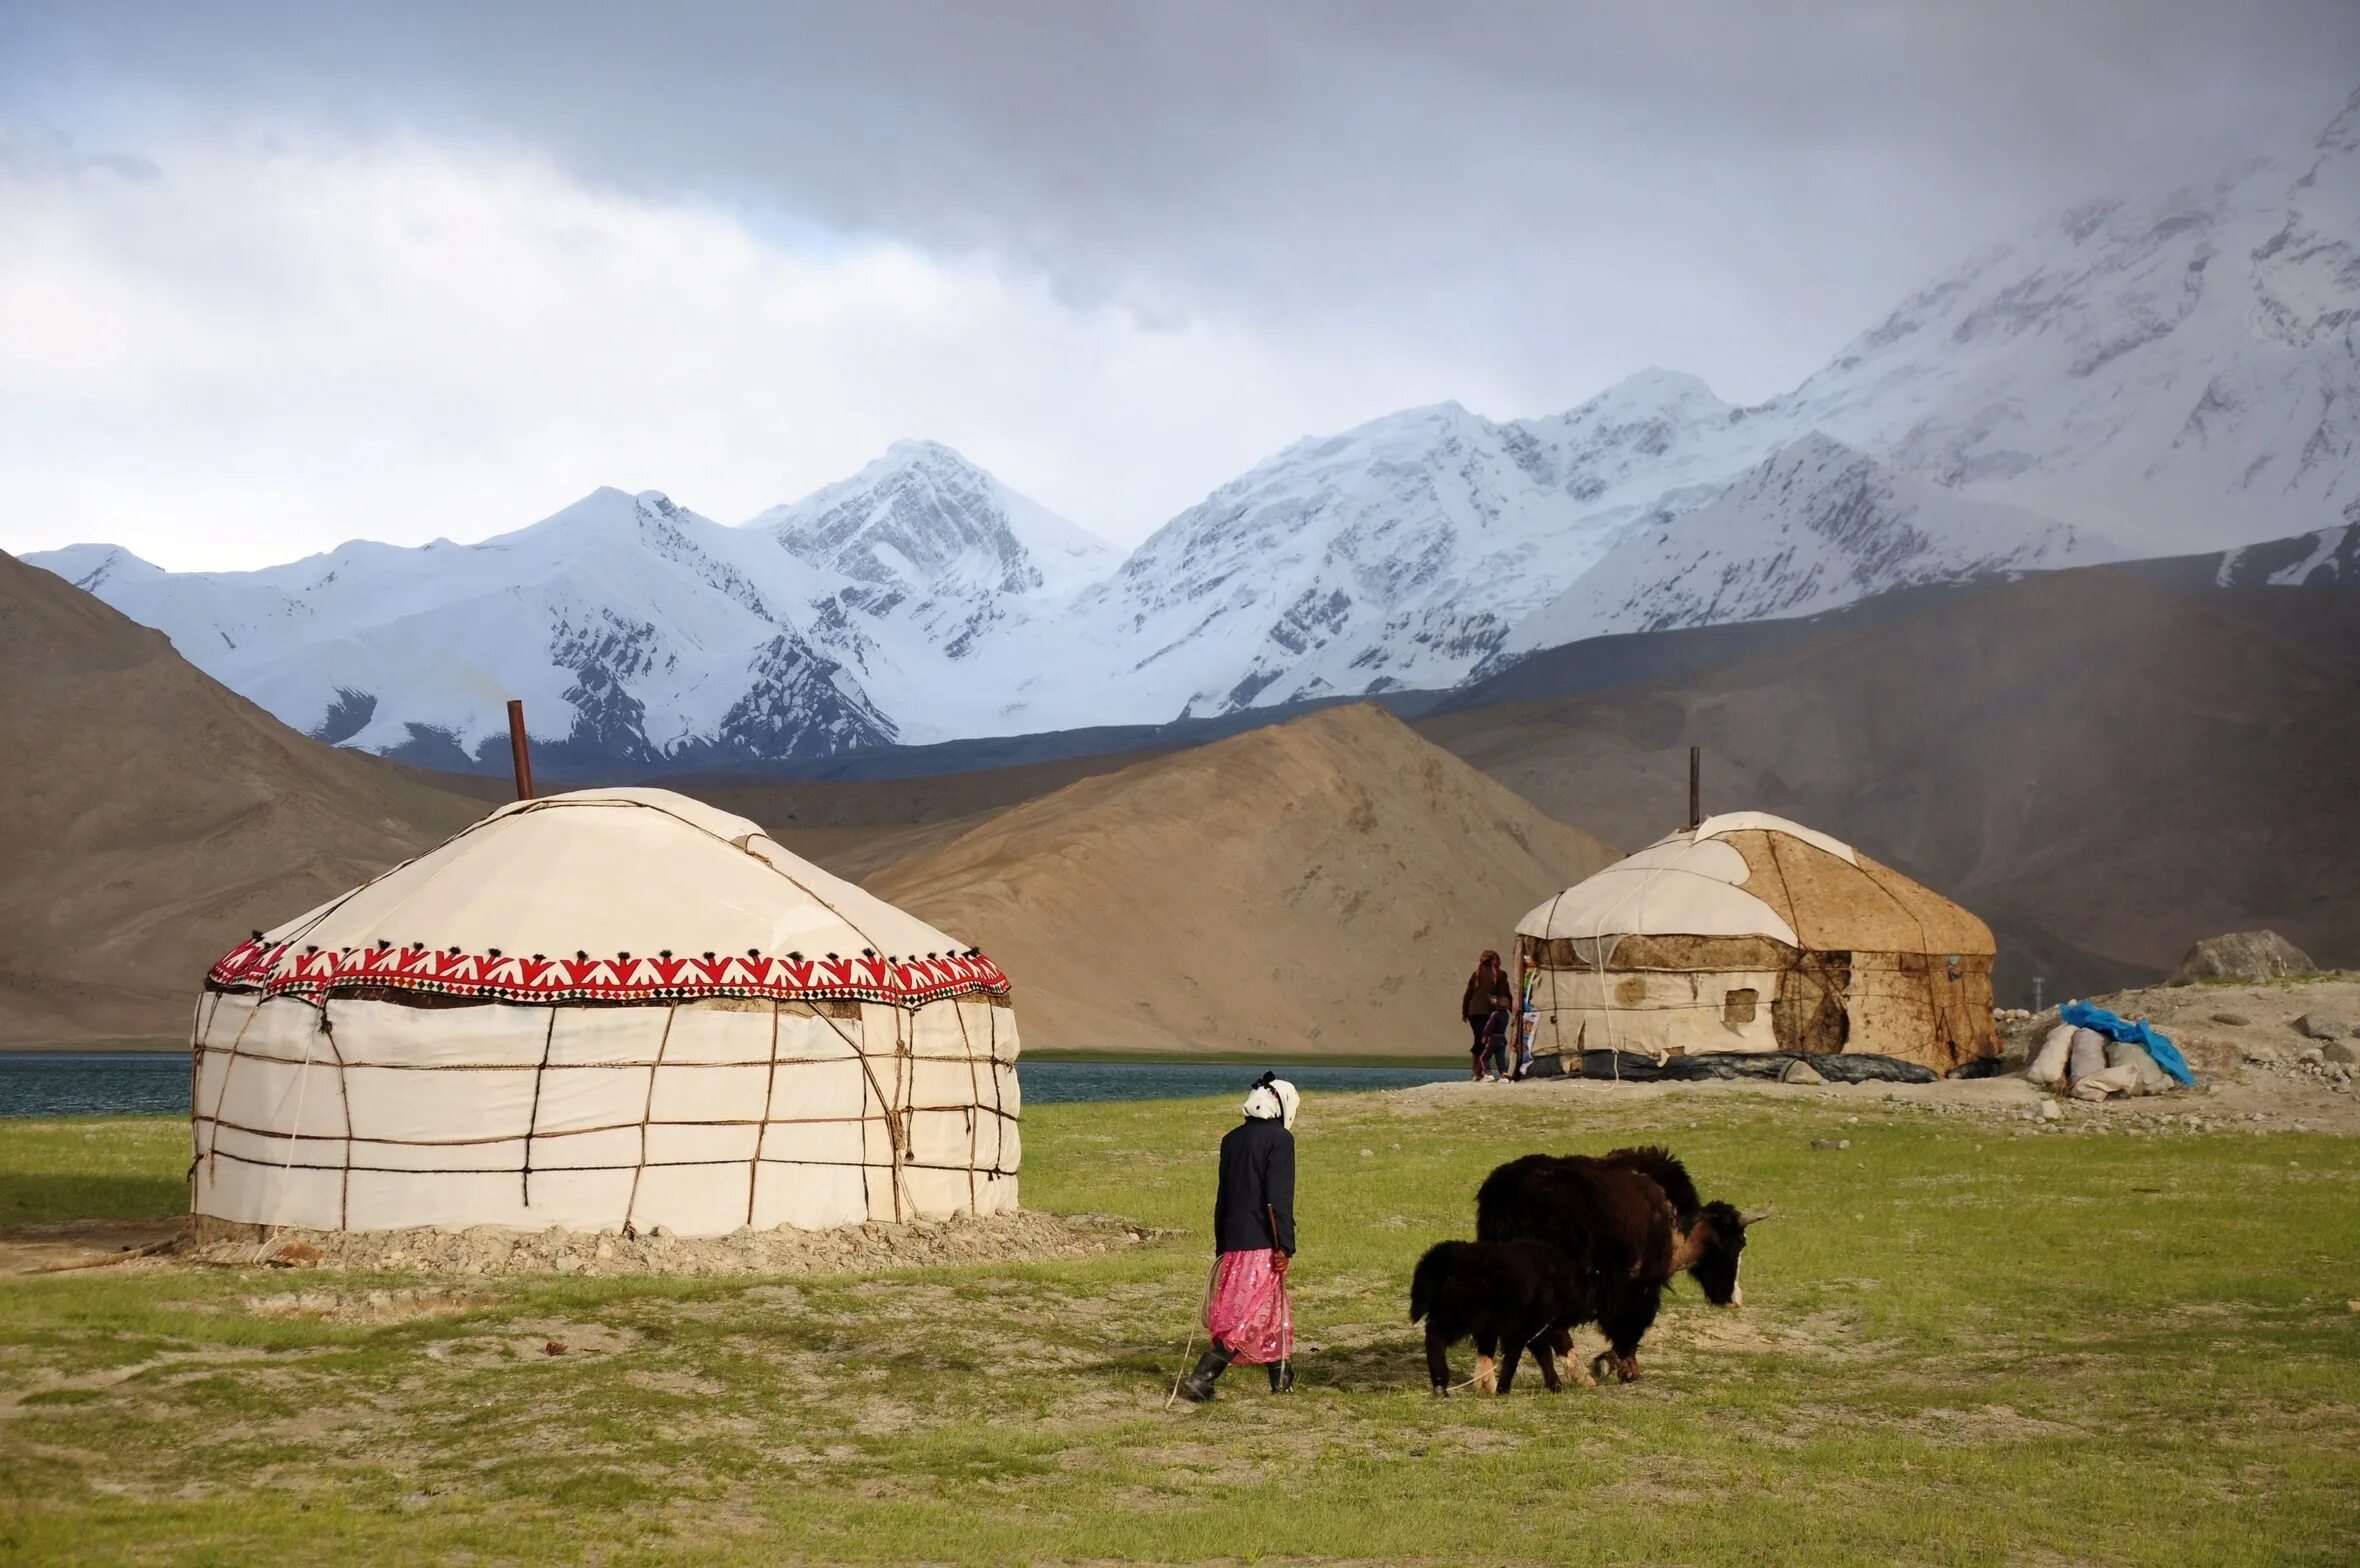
[[1722, 988, 1760, 1026]]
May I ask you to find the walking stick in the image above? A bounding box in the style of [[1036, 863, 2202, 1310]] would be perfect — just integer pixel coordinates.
[[1164, 1255, 1221, 1410]]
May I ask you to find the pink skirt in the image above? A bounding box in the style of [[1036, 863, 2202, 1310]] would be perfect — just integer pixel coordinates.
[[1205, 1248, 1293, 1365]]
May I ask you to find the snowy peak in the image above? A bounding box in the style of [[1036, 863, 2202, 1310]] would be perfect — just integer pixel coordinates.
[[1562, 367, 1730, 428], [1499, 433, 2111, 656], [754, 440, 1115, 601], [32, 543, 164, 594]]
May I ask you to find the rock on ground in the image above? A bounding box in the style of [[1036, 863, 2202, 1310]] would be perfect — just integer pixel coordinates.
[[2293, 1013, 2352, 1042], [2170, 931, 2316, 985]]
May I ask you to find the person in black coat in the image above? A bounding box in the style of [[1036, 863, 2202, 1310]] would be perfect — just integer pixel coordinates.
[[1177, 1072, 1299, 1400]]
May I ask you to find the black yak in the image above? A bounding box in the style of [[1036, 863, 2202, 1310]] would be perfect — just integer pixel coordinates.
[[1408, 1239, 1591, 1396], [1475, 1146, 1768, 1384]]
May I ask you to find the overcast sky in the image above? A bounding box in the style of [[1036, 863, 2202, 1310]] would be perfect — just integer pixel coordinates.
[[3, 3, 2354, 569]]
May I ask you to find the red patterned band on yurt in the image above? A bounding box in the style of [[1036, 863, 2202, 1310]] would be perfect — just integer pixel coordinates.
[[205, 936, 1012, 1008]]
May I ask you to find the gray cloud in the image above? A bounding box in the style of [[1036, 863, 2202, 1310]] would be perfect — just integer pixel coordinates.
[[12, 1, 2353, 407]]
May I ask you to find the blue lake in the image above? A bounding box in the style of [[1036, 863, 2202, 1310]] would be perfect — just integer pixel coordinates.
[[0, 1052, 1459, 1119]]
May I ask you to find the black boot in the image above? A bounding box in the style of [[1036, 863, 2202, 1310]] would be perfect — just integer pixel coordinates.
[[1267, 1359, 1295, 1394], [1177, 1344, 1233, 1403]]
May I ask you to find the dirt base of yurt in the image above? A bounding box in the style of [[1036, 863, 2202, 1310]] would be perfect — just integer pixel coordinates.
[[136, 1210, 1160, 1278]]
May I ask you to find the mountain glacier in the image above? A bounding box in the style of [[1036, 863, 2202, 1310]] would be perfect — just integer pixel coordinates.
[[21, 90, 2359, 765]]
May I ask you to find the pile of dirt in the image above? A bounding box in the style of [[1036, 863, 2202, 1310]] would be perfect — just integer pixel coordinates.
[[183, 1209, 1158, 1277], [0, 551, 486, 1044], [869, 704, 1620, 1056]]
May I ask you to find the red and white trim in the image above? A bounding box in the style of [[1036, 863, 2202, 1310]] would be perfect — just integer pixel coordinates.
[[206, 937, 1010, 1008]]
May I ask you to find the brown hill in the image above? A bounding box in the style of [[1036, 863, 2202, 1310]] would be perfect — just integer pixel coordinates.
[[680, 748, 1172, 886], [866, 704, 1618, 1057], [1421, 566, 2360, 1001], [0, 551, 486, 1045]]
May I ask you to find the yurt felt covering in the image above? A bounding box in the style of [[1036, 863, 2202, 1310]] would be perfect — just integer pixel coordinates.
[[1515, 812, 1996, 1072], [191, 789, 1019, 1238]]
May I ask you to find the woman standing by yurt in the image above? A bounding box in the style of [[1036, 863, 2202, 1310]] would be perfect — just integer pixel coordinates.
[[189, 788, 1019, 1240], [1177, 1073, 1299, 1401], [1461, 951, 1514, 1081]]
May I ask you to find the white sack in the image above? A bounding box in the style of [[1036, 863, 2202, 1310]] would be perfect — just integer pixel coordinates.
[[2026, 1024, 2076, 1087], [2067, 1027, 2109, 1084]]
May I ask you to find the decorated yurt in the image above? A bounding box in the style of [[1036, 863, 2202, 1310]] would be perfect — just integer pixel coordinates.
[[192, 788, 1018, 1237], [1514, 812, 1996, 1072]]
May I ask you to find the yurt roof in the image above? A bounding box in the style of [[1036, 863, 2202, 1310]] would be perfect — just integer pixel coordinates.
[[1515, 811, 1993, 958], [206, 788, 1007, 1007]]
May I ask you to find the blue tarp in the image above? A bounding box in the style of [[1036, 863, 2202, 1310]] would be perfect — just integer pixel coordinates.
[[2059, 1000, 2196, 1086]]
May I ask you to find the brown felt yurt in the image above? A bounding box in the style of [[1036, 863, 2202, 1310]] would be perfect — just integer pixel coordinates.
[[1513, 812, 1996, 1073]]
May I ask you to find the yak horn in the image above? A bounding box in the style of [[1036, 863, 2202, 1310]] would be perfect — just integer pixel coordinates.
[[1737, 1204, 1776, 1226]]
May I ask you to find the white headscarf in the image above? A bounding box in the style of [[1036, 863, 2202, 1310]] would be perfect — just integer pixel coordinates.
[[1242, 1076, 1300, 1131]]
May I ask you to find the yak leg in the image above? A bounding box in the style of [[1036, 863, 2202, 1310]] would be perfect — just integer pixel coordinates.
[[1495, 1323, 1532, 1397], [1472, 1331, 1498, 1396], [1530, 1321, 1567, 1393], [1596, 1288, 1659, 1384], [1425, 1326, 1454, 1396]]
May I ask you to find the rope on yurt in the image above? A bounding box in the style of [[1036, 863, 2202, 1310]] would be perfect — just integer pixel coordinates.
[[520, 1008, 558, 1208], [1584, 834, 1712, 1081], [746, 1001, 782, 1228], [185, 993, 209, 1198], [620, 1004, 678, 1237], [316, 1006, 356, 1232], [950, 1000, 980, 1211], [200, 995, 264, 1183], [1755, 833, 1809, 1052], [892, 1005, 914, 1219], [1535, 889, 1568, 1074], [809, 1004, 908, 1224], [252, 1001, 325, 1264], [1869, 852, 1939, 1064]]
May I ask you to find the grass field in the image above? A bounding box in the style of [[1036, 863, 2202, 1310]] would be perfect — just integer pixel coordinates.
[[4, 1088, 2358, 1565]]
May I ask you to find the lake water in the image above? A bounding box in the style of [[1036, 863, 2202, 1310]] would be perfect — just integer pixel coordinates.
[[0, 1052, 1459, 1119]]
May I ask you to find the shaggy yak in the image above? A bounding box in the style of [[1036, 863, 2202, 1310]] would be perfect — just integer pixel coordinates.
[[1408, 1238, 1591, 1396], [1475, 1146, 1769, 1384]]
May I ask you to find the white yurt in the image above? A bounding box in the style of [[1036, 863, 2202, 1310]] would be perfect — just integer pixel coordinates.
[[1514, 812, 1996, 1072], [191, 789, 1018, 1237]]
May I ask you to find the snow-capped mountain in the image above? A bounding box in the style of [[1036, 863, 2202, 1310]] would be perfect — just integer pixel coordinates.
[[1016, 86, 2360, 718], [30, 488, 901, 768], [22, 90, 2358, 763], [981, 377, 1785, 730], [1496, 434, 2112, 659], [23, 462, 1115, 767], [745, 440, 1118, 737], [1778, 89, 2360, 553]]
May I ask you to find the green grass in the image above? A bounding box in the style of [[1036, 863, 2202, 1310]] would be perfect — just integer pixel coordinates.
[[3, 1093, 2357, 1565]]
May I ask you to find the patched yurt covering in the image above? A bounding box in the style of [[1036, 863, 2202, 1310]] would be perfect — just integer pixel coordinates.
[[192, 789, 1019, 1237], [1515, 812, 1996, 1070]]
